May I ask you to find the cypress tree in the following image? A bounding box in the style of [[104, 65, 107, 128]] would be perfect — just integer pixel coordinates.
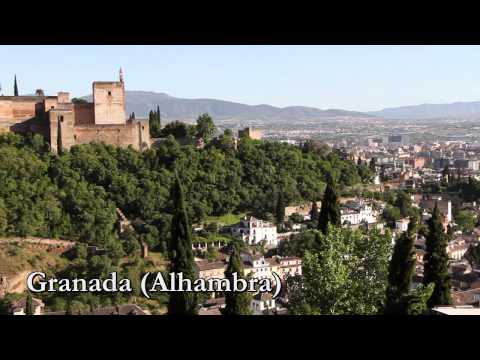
[[318, 178, 341, 234], [275, 188, 285, 226], [14, 75, 18, 96], [423, 203, 452, 308], [385, 218, 417, 314], [223, 247, 252, 315], [168, 172, 198, 315], [25, 292, 34, 315], [156, 105, 162, 129], [369, 157, 377, 173], [310, 200, 319, 221]]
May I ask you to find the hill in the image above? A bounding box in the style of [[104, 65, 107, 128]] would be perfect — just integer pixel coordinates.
[[83, 91, 373, 122], [371, 101, 480, 120]]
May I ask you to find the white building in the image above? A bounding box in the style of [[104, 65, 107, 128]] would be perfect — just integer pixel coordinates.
[[251, 292, 277, 315], [231, 216, 278, 246], [395, 218, 410, 233], [340, 200, 378, 226]]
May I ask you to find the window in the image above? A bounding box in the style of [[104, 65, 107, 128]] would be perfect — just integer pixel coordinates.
[[108, 91, 112, 96], [59, 115, 64, 122], [73, 135, 77, 141]]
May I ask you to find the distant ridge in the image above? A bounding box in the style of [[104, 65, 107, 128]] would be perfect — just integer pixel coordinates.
[[370, 101, 480, 120], [83, 90, 373, 122]]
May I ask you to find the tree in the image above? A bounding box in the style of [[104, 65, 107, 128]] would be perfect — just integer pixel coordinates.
[[385, 218, 417, 314], [454, 210, 476, 233], [167, 172, 198, 315], [318, 179, 341, 234], [149, 106, 162, 137], [71, 98, 87, 104], [25, 293, 34, 315], [423, 204, 452, 308], [196, 113, 216, 143], [310, 201, 319, 221], [275, 187, 286, 226], [223, 248, 252, 315], [287, 227, 391, 315], [394, 191, 414, 218], [369, 157, 377, 173], [14, 75, 18, 96]]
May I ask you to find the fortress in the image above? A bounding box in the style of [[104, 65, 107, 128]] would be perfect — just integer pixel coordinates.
[[0, 70, 150, 152]]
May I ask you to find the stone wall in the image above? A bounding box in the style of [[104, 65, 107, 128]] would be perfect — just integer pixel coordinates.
[[73, 103, 95, 125], [93, 82, 126, 125]]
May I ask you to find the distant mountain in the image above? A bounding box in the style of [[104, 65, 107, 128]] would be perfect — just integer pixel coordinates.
[[83, 91, 372, 122], [371, 101, 480, 120]]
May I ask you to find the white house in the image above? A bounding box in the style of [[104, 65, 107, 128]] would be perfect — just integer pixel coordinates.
[[395, 218, 410, 233], [241, 253, 274, 280], [340, 200, 378, 226], [231, 216, 278, 247], [251, 292, 277, 315]]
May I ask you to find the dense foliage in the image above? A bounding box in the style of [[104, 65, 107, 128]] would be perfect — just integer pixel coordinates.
[[286, 226, 392, 315], [0, 129, 368, 253]]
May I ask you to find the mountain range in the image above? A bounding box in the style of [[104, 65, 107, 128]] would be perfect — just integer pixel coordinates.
[[83, 91, 480, 121], [370, 101, 480, 120], [83, 91, 372, 122]]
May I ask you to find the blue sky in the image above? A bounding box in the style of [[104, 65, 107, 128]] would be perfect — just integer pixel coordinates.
[[1, 45, 480, 112]]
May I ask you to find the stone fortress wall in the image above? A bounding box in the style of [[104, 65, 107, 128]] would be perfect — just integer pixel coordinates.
[[0, 70, 150, 152]]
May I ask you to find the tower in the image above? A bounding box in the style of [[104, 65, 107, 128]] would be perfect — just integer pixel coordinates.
[[119, 67, 124, 84]]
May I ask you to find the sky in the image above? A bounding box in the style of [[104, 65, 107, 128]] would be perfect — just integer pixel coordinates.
[[1, 45, 480, 112]]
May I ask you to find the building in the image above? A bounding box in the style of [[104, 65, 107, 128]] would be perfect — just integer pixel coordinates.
[[340, 200, 378, 226], [420, 198, 452, 223], [0, 70, 150, 152], [432, 305, 480, 315], [395, 218, 410, 233], [238, 127, 262, 140], [454, 159, 480, 171], [447, 240, 470, 261], [251, 292, 277, 315], [231, 216, 278, 246], [195, 254, 302, 283], [9, 297, 45, 315], [387, 135, 409, 149]]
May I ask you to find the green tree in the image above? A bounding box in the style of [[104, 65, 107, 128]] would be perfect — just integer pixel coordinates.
[[275, 187, 286, 226], [287, 227, 391, 315], [149, 106, 162, 137], [318, 179, 341, 234], [385, 218, 417, 314], [196, 113, 216, 143], [310, 201, 319, 221], [14, 75, 18, 96], [25, 293, 34, 315], [167, 172, 198, 315], [454, 210, 476, 233], [369, 157, 377, 173], [223, 248, 252, 315], [423, 204, 452, 308]]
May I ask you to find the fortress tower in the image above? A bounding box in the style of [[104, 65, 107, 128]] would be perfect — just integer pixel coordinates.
[[0, 70, 150, 153]]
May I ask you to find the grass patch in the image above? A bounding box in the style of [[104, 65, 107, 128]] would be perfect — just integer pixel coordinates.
[[205, 212, 246, 226]]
